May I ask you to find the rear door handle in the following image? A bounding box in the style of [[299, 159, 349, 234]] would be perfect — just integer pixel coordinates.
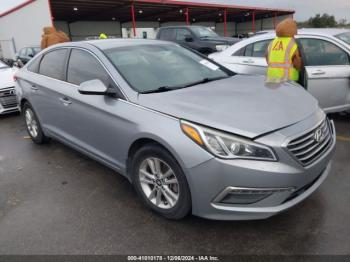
[[242, 59, 255, 64], [59, 97, 72, 106], [31, 85, 38, 91]]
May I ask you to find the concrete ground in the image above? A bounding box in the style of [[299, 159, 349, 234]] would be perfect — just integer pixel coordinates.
[[0, 113, 349, 255]]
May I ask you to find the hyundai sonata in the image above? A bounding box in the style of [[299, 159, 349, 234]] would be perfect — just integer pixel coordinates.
[[15, 39, 335, 220]]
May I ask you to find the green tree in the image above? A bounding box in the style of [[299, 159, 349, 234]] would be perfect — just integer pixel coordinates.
[[308, 13, 337, 28], [298, 13, 350, 28]]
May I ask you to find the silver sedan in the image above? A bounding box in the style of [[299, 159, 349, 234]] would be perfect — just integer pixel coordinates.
[[209, 29, 350, 114], [15, 39, 335, 220]]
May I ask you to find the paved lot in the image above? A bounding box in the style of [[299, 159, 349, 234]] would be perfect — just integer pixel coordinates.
[[0, 113, 349, 255]]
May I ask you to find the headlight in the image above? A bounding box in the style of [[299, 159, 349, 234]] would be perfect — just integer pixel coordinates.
[[215, 45, 230, 51], [181, 121, 277, 161]]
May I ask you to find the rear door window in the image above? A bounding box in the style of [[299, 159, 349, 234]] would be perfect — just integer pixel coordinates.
[[19, 48, 26, 57], [27, 48, 34, 57], [251, 40, 271, 57], [38, 49, 69, 80], [233, 40, 271, 58], [67, 49, 112, 87], [299, 38, 350, 66], [176, 28, 191, 41], [159, 29, 175, 41]]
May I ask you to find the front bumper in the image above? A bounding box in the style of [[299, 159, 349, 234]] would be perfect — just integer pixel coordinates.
[[185, 120, 336, 220], [0, 87, 19, 115]]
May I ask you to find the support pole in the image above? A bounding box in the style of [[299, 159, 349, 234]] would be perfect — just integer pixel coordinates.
[[252, 11, 255, 33], [273, 12, 277, 29], [224, 8, 227, 36], [131, 4, 136, 37], [185, 7, 190, 25], [48, 0, 54, 26]]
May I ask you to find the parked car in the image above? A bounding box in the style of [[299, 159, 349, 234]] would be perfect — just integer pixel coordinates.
[[15, 39, 335, 220], [209, 29, 350, 114], [156, 26, 240, 55], [15, 46, 41, 65], [0, 60, 18, 114]]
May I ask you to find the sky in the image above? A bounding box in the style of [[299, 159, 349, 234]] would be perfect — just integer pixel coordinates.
[[1, 0, 350, 21]]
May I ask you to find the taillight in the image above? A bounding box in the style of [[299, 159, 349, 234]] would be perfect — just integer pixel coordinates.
[[13, 75, 18, 82]]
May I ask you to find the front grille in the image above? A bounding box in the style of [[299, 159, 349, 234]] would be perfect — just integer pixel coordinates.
[[287, 118, 333, 166], [0, 88, 17, 109]]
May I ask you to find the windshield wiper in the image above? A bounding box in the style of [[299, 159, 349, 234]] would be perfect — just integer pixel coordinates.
[[141, 86, 178, 94], [141, 76, 229, 94], [181, 76, 229, 88]]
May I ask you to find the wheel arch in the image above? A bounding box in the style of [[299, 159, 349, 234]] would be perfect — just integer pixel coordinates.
[[126, 135, 186, 180], [20, 98, 29, 111]]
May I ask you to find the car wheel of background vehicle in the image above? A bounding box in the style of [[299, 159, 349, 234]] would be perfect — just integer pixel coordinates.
[[131, 144, 191, 220], [23, 102, 50, 144]]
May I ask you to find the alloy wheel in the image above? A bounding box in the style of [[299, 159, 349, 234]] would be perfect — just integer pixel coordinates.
[[25, 108, 38, 138], [138, 157, 179, 209]]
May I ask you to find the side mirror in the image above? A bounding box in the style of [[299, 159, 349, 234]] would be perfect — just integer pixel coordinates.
[[185, 36, 193, 42], [28, 54, 34, 58], [78, 79, 108, 95]]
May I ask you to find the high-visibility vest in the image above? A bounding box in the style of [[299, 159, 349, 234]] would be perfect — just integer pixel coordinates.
[[267, 37, 299, 82], [99, 33, 108, 39]]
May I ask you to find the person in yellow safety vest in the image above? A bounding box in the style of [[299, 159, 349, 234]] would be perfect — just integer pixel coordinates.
[[99, 33, 108, 39], [266, 18, 303, 83]]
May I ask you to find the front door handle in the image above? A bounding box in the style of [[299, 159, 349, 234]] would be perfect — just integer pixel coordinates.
[[59, 97, 72, 106], [311, 70, 326, 76]]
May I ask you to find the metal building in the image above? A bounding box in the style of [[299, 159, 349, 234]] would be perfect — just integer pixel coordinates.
[[0, 0, 294, 59]]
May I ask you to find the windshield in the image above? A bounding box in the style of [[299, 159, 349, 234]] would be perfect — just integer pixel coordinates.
[[104, 44, 231, 93], [191, 27, 218, 38], [335, 32, 350, 45], [0, 60, 9, 69]]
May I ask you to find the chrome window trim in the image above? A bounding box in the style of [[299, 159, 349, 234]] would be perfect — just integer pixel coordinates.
[[25, 46, 129, 101], [25, 63, 178, 121]]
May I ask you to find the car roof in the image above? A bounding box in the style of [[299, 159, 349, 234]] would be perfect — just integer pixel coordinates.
[[252, 28, 350, 39], [298, 28, 350, 36], [159, 25, 205, 29], [46, 38, 176, 51]]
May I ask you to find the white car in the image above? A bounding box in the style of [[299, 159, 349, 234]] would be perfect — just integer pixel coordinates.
[[0, 60, 18, 114], [209, 29, 350, 114]]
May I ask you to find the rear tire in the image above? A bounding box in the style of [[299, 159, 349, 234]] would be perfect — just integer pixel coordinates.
[[23, 102, 50, 144], [130, 144, 191, 220]]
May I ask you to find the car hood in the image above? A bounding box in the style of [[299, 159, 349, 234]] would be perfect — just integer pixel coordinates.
[[201, 36, 240, 44], [0, 67, 16, 89], [137, 75, 319, 138]]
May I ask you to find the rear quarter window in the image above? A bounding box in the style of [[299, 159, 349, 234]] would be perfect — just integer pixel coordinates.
[[27, 55, 42, 73]]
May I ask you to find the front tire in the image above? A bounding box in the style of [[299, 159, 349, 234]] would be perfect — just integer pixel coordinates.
[[131, 144, 191, 220], [23, 102, 49, 144]]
